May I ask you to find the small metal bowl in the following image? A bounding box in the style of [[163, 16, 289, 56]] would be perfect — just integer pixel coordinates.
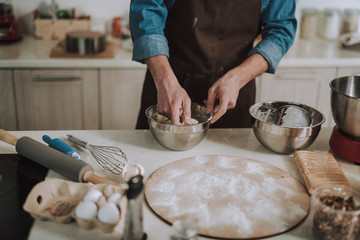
[[146, 103, 212, 151], [249, 101, 325, 154]]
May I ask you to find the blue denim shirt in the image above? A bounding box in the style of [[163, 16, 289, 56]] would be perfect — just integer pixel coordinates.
[[130, 0, 297, 73]]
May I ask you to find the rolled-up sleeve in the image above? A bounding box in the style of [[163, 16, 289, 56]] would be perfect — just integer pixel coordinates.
[[130, 0, 173, 63], [249, 0, 297, 73]]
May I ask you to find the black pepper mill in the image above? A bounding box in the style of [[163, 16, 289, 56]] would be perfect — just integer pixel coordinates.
[[122, 175, 147, 240]]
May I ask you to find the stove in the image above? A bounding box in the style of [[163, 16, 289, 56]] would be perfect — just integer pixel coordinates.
[[0, 154, 48, 239]]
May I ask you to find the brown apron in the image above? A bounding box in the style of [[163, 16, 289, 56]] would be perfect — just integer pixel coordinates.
[[136, 0, 262, 129]]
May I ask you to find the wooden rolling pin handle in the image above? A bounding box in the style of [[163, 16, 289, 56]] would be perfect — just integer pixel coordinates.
[[83, 170, 120, 186], [0, 129, 19, 146]]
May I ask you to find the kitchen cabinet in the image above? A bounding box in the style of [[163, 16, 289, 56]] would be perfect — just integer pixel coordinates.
[[100, 69, 145, 129], [337, 67, 360, 78], [256, 67, 337, 127], [13, 69, 99, 130], [0, 70, 17, 130]]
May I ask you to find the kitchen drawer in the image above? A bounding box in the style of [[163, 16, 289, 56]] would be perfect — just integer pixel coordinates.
[[13, 69, 99, 130]]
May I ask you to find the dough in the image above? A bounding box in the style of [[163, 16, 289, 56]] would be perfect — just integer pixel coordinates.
[[152, 112, 198, 125]]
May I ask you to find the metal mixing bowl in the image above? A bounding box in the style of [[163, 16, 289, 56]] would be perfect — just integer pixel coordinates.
[[330, 76, 360, 139], [249, 101, 325, 154], [146, 103, 212, 151]]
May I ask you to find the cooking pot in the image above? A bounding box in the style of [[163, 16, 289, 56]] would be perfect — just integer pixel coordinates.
[[330, 75, 360, 138]]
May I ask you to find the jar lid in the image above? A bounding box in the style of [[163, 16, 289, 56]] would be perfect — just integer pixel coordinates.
[[323, 8, 340, 16], [344, 8, 360, 15], [302, 8, 318, 14]]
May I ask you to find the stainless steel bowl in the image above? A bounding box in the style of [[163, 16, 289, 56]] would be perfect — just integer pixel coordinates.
[[330, 76, 360, 139], [249, 101, 325, 154], [146, 103, 212, 151]]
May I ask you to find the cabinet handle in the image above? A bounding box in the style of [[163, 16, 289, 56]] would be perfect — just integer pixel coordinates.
[[275, 74, 321, 80], [31, 76, 82, 82]]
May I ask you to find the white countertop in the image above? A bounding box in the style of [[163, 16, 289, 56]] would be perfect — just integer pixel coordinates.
[[1, 35, 360, 69], [1, 128, 360, 240], [0, 35, 145, 69]]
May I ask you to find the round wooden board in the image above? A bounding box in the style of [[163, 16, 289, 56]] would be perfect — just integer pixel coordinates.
[[145, 155, 310, 239]]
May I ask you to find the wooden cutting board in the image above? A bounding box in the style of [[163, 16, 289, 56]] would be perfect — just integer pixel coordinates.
[[145, 155, 310, 239]]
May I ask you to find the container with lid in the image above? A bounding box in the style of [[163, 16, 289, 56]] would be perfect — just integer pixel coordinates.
[[341, 8, 360, 34], [319, 8, 341, 41], [300, 8, 318, 39]]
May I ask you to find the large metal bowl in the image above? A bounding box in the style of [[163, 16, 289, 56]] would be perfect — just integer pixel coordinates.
[[249, 101, 325, 154], [146, 103, 212, 151], [330, 76, 360, 139]]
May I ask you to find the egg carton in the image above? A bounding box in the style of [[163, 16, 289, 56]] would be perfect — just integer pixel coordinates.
[[23, 178, 128, 234]]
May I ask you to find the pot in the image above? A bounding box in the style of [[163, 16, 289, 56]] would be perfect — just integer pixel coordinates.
[[65, 31, 106, 55], [330, 75, 360, 138]]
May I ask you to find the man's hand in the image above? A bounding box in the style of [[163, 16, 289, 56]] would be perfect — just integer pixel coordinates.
[[206, 53, 268, 124], [146, 55, 191, 125]]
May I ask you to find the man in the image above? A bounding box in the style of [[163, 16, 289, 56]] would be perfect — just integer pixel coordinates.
[[130, 0, 297, 128]]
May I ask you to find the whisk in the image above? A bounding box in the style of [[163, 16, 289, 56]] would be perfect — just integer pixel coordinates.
[[67, 134, 128, 175]]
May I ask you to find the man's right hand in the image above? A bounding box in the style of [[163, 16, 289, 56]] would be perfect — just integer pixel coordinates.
[[145, 55, 191, 125]]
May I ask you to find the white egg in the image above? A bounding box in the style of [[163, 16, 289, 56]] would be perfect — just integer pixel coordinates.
[[108, 192, 122, 204], [75, 201, 97, 219], [83, 189, 103, 202], [97, 202, 120, 224]]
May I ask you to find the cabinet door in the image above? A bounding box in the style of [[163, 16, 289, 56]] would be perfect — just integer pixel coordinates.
[[257, 68, 337, 127], [0, 70, 17, 130], [337, 67, 360, 77], [14, 69, 99, 130], [100, 69, 145, 129]]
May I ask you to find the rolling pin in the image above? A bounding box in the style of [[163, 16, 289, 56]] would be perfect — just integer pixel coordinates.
[[0, 129, 119, 186]]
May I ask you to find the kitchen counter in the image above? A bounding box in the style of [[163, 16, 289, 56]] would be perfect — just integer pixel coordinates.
[[0, 35, 144, 69], [1, 35, 360, 69], [0, 128, 359, 240]]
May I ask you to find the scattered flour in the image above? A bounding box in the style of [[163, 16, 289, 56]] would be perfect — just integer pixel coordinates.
[[145, 155, 309, 238]]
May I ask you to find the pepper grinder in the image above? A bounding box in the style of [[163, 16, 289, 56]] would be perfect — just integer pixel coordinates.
[[122, 175, 147, 240]]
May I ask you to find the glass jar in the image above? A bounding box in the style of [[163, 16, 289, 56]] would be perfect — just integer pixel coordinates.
[[341, 8, 360, 34], [319, 8, 341, 41], [300, 8, 318, 39]]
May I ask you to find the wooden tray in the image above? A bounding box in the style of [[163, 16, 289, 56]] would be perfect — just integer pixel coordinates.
[[145, 155, 310, 239], [50, 39, 115, 59]]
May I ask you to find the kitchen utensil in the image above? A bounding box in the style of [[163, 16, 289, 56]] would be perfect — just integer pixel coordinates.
[[249, 101, 325, 154], [42, 135, 81, 159], [255, 104, 312, 127], [329, 126, 360, 163], [0, 1, 20, 43], [67, 134, 127, 175], [65, 31, 106, 55], [0, 129, 119, 186], [330, 75, 360, 139], [329, 76, 360, 163], [145, 155, 310, 239], [293, 150, 351, 194], [123, 175, 146, 240], [145, 103, 212, 151], [313, 185, 360, 240]]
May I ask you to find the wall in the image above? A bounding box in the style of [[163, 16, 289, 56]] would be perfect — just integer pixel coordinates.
[[9, 0, 360, 35], [11, 0, 131, 35]]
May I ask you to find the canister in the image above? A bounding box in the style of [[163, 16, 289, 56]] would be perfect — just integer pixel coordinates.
[[319, 8, 341, 40], [300, 8, 318, 39], [341, 8, 360, 34]]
